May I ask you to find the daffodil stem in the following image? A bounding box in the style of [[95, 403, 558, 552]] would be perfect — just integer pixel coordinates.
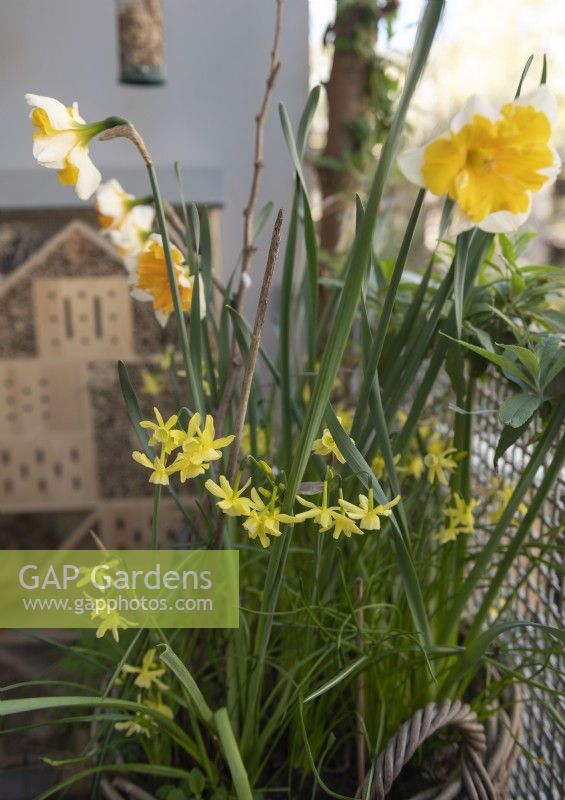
[[151, 484, 162, 550], [147, 162, 204, 416]]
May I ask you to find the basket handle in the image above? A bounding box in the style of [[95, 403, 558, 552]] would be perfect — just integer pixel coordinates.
[[357, 699, 497, 800]]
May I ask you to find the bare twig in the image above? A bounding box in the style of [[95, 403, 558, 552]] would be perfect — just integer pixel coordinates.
[[355, 576, 366, 787], [113, 777, 158, 800], [215, 0, 284, 436], [214, 211, 283, 548], [228, 210, 283, 480], [101, 779, 125, 800], [234, 0, 284, 313]]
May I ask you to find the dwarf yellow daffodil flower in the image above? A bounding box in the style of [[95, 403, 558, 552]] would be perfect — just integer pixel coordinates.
[[132, 450, 175, 485], [115, 715, 152, 738], [294, 481, 339, 528], [139, 407, 183, 453], [320, 510, 363, 541], [398, 87, 561, 234], [339, 489, 401, 531], [243, 488, 294, 549], [423, 444, 458, 486], [205, 475, 253, 516], [312, 418, 351, 464], [181, 413, 234, 464], [93, 606, 137, 643], [446, 492, 479, 532], [122, 648, 168, 691]]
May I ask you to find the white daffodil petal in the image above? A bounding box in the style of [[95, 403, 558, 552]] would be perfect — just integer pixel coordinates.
[[397, 146, 425, 187], [130, 287, 153, 302], [69, 146, 101, 200], [25, 93, 74, 130], [155, 310, 170, 327], [130, 204, 155, 230], [450, 95, 498, 132], [448, 208, 475, 237], [69, 101, 86, 126], [539, 146, 562, 186], [97, 179, 131, 218], [123, 254, 139, 273], [33, 131, 77, 165], [478, 200, 532, 234], [515, 85, 558, 125]]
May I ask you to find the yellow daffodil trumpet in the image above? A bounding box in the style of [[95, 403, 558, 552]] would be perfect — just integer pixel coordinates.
[[130, 233, 207, 326]]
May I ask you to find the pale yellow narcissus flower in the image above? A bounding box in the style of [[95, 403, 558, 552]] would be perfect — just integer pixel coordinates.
[[115, 714, 152, 738], [423, 439, 458, 486], [181, 413, 235, 464], [76, 559, 119, 590], [435, 493, 478, 544], [446, 493, 479, 532], [241, 424, 268, 457], [399, 454, 425, 481], [371, 454, 385, 481], [25, 94, 105, 200], [434, 525, 461, 545], [132, 451, 176, 485], [243, 489, 294, 549], [92, 605, 138, 643], [130, 234, 206, 327], [312, 418, 352, 464], [141, 368, 165, 397], [143, 694, 174, 720], [339, 489, 401, 531], [294, 481, 339, 528], [205, 476, 253, 516], [398, 86, 561, 234], [170, 453, 210, 483], [489, 481, 528, 523], [122, 648, 168, 690], [139, 407, 183, 454], [320, 510, 363, 541]]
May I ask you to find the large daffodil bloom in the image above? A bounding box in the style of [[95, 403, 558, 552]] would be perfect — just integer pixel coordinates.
[[130, 233, 206, 326], [25, 93, 104, 200], [398, 86, 561, 233]]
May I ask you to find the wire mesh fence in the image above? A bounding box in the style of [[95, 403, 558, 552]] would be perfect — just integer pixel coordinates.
[[472, 376, 564, 800]]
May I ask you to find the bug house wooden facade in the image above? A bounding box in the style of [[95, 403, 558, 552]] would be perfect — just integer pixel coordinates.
[[0, 220, 190, 549]]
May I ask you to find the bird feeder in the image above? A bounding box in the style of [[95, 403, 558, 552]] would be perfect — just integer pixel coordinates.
[[117, 0, 165, 85]]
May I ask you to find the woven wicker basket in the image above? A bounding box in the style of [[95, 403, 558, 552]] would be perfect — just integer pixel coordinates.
[[357, 684, 522, 800]]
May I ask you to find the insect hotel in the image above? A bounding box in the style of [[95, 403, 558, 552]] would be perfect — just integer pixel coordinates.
[[0, 220, 191, 550]]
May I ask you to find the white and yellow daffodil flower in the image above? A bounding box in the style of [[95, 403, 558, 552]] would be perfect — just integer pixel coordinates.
[[130, 233, 207, 327], [25, 93, 106, 200], [96, 178, 137, 228], [109, 204, 155, 270], [398, 86, 561, 234], [96, 179, 155, 269]]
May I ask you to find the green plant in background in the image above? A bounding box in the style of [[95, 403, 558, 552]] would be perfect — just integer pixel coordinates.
[[2, 2, 565, 798]]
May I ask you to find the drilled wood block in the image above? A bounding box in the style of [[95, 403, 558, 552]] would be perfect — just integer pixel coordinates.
[[0, 359, 90, 435], [0, 433, 98, 512], [33, 275, 134, 360]]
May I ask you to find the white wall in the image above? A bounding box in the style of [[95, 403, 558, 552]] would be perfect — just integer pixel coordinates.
[[0, 0, 309, 300]]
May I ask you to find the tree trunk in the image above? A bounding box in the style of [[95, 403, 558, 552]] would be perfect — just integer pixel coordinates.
[[318, 1, 399, 256]]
